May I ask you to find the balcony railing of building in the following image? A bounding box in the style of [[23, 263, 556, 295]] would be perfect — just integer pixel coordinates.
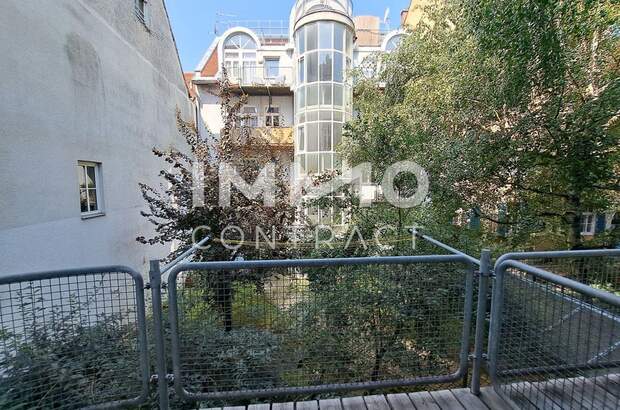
[[228, 126, 294, 148], [215, 20, 289, 44], [0, 235, 619, 409], [222, 64, 294, 88]]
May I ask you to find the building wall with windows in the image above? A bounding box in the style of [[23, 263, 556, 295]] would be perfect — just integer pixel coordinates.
[[0, 0, 192, 275], [188, 0, 406, 224]]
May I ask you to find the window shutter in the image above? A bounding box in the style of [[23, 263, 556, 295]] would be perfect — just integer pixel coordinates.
[[595, 214, 607, 234], [469, 207, 481, 230]]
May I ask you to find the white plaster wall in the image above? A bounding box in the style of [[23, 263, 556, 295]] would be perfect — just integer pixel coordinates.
[[198, 89, 224, 136], [0, 0, 191, 276], [246, 95, 295, 128], [197, 85, 294, 134]]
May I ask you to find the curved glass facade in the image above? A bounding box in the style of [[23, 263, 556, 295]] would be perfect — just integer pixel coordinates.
[[294, 21, 354, 179]]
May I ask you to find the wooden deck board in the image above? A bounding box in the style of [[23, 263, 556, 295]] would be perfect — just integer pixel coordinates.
[[296, 400, 320, 410], [341, 396, 366, 410], [408, 391, 441, 410], [451, 388, 489, 410], [319, 398, 343, 410], [430, 390, 465, 410], [386, 393, 415, 410], [271, 403, 294, 410], [363, 395, 390, 410], [206, 374, 620, 410], [246, 405, 270, 410]]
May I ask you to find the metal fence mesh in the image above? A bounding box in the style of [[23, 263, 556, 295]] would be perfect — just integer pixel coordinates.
[[0, 269, 147, 409], [493, 256, 620, 409], [171, 261, 473, 400]]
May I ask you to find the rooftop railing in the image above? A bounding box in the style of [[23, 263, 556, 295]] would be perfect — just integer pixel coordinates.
[[215, 20, 289, 42]]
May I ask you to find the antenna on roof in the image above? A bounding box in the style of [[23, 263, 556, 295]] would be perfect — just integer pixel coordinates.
[[383, 7, 391, 30], [215, 11, 238, 35]]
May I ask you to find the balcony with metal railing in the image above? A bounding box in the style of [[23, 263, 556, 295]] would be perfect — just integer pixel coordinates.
[[222, 64, 294, 94]]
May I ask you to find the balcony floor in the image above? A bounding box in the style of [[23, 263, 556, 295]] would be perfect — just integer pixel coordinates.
[[205, 386, 516, 410], [205, 374, 620, 409]]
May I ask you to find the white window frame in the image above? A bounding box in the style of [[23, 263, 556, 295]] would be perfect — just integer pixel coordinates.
[[264, 58, 280, 79], [223, 33, 257, 81], [240, 106, 258, 128], [134, 0, 149, 28], [581, 212, 595, 235], [265, 105, 280, 127], [77, 161, 104, 218]]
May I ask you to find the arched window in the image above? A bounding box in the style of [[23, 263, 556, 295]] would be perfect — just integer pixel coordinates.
[[223, 33, 258, 81], [224, 33, 257, 50], [385, 34, 405, 51]]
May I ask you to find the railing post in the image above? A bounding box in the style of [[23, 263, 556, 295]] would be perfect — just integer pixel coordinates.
[[471, 249, 491, 395], [149, 260, 170, 410]]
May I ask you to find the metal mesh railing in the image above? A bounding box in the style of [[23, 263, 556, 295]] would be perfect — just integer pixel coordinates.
[[0, 267, 149, 409], [524, 255, 620, 296], [167, 256, 476, 402], [490, 252, 620, 409]]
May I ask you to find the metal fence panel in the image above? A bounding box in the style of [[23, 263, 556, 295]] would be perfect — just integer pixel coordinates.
[[167, 255, 475, 402], [489, 251, 620, 409], [0, 266, 149, 410]]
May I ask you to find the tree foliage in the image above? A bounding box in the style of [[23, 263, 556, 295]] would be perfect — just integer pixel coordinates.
[[137, 73, 298, 262], [345, 0, 620, 250]]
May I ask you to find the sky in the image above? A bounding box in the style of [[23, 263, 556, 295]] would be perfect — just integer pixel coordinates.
[[166, 0, 411, 71]]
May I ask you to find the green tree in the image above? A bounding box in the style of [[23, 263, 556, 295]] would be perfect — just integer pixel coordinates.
[[344, 0, 619, 250]]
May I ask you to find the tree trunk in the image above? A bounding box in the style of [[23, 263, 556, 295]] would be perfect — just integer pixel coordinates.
[[216, 273, 234, 332], [371, 345, 386, 382], [567, 196, 583, 250], [567, 212, 583, 250]]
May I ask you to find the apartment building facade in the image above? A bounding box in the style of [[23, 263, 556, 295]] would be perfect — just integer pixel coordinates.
[[188, 0, 407, 224], [0, 0, 192, 275]]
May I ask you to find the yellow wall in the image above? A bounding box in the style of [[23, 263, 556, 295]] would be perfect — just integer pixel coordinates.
[[403, 0, 432, 29]]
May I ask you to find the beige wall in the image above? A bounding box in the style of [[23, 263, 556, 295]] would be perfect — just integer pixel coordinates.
[[404, 0, 433, 28]]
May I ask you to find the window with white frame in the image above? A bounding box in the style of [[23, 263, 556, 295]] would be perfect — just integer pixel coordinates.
[[265, 106, 280, 127], [240, 106, 258, 128], [77, 162, 103, 216], [264, 58, 280, 78], [134, 0, 148, 27], [581, 212, 595, 235], [223, 33, 257, 80]]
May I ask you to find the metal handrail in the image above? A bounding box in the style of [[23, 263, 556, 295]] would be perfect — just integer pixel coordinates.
[[160, 236, 211, 278], [495, 248, 620, 267], [497, 259, 620, 307], [413, 230, 481, 266]]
